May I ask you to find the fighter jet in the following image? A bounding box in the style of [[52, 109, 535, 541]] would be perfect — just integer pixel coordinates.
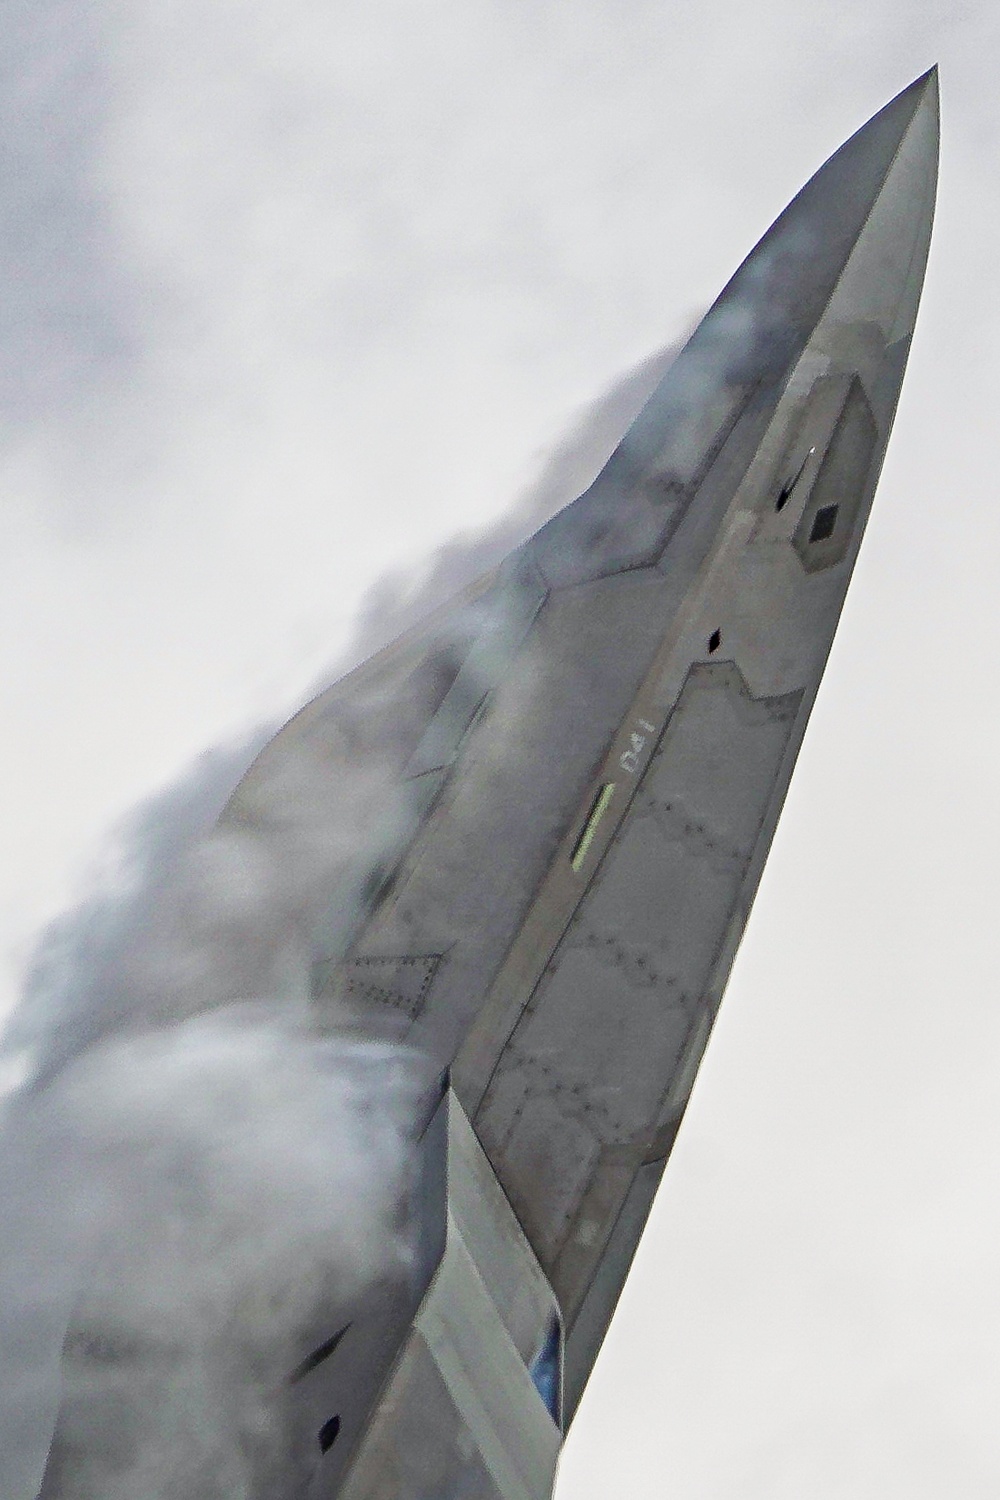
[[39, 67, 938, 1500]]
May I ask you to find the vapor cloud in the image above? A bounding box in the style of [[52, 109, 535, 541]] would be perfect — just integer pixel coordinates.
[[0, 694, 430, 1496], [6, 1015, 420, 1500], [0, 335, 678, 1499]]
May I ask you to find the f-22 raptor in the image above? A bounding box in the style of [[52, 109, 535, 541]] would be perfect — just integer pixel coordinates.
[[41, 67, 938, 1500]]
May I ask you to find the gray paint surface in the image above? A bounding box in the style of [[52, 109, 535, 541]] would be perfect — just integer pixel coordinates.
[[36, 70, 938, 1499]]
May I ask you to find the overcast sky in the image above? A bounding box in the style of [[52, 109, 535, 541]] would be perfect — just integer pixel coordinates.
[[1, 2, 998, 1496]]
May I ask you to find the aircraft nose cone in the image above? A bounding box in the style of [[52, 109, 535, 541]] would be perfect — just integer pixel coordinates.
[[531, 71, 939, 589], [693, 64, 940, 384], [823, 67, 939, 349]]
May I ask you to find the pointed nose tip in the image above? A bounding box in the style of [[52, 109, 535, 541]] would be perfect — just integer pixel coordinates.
[[913, 62, 939, 98], [909, 64, 940, 174], [895, 63, 940, 142], [840, 67, 939, 344], [716, 67, 940, 347], [845, 66, 939, 198]]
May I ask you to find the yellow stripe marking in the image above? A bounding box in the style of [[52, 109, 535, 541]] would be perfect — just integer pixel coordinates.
[[570, 782, 616, 872]]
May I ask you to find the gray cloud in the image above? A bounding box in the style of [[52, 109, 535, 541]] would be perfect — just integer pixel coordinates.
[[0, 676, 424, 1497], [1, 1015, 422, 1500]]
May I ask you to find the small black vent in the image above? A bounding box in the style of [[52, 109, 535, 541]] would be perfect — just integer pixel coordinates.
[[289, 1324, 350, 1385], [809, 503, 839, 543], [319, 1415, 341, 1454], [775, 446, 814, 512], [708, 629, 722, 654]]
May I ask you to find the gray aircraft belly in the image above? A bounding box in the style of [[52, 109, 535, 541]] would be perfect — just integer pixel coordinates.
[[36, 68, 938, 1500], [250, 69, 935, 1492]]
